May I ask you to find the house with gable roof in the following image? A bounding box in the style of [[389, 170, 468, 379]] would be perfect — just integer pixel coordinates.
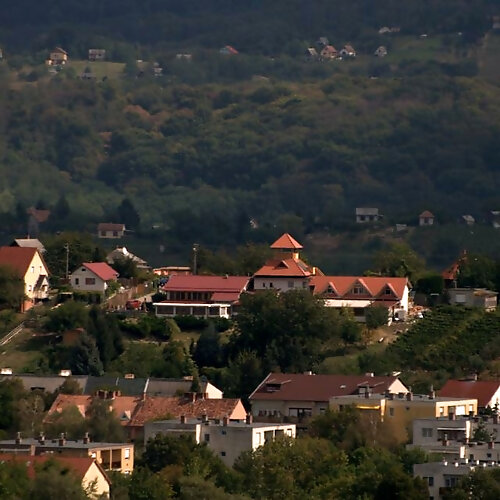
[[70, 262, 119, 294], [438, 379, 500, 412], [310, 275, 410, 323], [154, 274, 250, 319], [419, 210, 435, 226], [249, 372, 408, 420], [253, 233, 322, 292], [0, 246, 50, 311], [97, 223, 125, 239]]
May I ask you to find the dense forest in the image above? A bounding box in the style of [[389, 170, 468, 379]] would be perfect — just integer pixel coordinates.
[[0, 1, 499, 269]]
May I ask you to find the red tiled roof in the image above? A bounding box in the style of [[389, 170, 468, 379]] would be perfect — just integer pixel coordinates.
[[27, 207, 51, 223], [249, 373, 404, 402], [82, 262, 119, 281], [270, 233, 303, 250], [163, 275, 249, 293], [438, 380, 500, 408], [310, 276, 408, 299], [98, 223, 125, 232], [0, 246, 41, 277], [254, 258, 313, 277], [211, 291, 242, 302], [442, 251, 467, 281], [0, 454, 103, 482], [130, 396, 246, 426], [419, 210, 434, 218]]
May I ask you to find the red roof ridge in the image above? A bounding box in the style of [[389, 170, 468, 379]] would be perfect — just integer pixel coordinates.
[[270, 233, 303, 250], [81, 262, 119, 281]]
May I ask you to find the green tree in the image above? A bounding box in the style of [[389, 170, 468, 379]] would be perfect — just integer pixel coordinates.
[[365, 305, 389, 330], [70, 333, 104, 376], [117, 198, 140, 230], [442, 467, 500, 500], [370, 242, 426, 282], [45, 301, 88, 333], [44, 405, 87, 440], [87, 398, 125, 442], [457, 254, 497, 290], [0, 265, 24, 310], [0, 459, 30, 499]]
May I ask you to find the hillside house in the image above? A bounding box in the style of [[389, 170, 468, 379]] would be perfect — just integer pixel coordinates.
[[329, 392, 478, 442], [489, 211, 500, 228], [10, 238, 45, 253], [145, 416, 296, 467], [88, 49, 106, 61], [0, 436, 133, 474], [69, 262, 119, 294], [0, 454, 111, 497], [355, 207, 382, 223], [249, 372, 408, 420], [176, 53, 192, 61], [438, 379, 500, 412], [339, 44, 356, 58], [220, 45, 238, 55], [460, 214, 475, 226], [154, 274, 250, 318], [320, 45, 338, 60], [253, 233, 322, 291], [0, 246, 50, 311], [493, 16, 500, 30], [106, 246, 150, 270], [305, 47, 319, 60], [419, 210, 435, 226], [97, 223, 125, 239], [310, 275, 410, 323], [46, 47, 68, 65], [374, 45, 388, 57], [447, 288, 498, 310], [46, 391, 246, 440]]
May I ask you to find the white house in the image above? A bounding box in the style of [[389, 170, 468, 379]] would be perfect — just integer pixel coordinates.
[[97, 223, 125, 239], [419, 210, 435, 226], [70, 262, 119, 294]]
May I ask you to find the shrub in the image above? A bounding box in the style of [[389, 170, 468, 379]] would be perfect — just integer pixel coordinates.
[[174, 315, 209, 331]]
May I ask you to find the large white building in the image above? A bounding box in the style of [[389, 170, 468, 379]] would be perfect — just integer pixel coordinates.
[[144, 415, 296, 466]]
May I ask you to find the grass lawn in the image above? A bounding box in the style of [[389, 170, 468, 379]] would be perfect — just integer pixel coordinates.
[[319, 342, 388, 375], [66, 60, 126, 79], [0, 328, 48, 373]]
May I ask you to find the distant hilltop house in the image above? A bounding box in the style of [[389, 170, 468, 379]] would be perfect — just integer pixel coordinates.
[[460, 214, 475, 226], [97, 222, 125, 239], [378, 26, 400, 34], [489, 211, 500, 228], [419, 210, 435, 226], [46, 47, 68, 66], [374, 45, 388, 57], [106, 246, 150, 270], [316, 36, 329, 48], [493, 16, 500, 30], [70, 262, 119, 294], [176, 53, 192, 61], [339, 44, 356, 58], [355, 207, 382, 223], [305, 47, 319, 60], [447, 288, 498, 311], [219, 45, 238, 55], [320, 45, 338, 60], [27, 207, 50, 236], [88, 48, 106, 61]]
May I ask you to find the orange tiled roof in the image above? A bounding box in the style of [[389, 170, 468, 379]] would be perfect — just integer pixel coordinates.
[[81, 262, 119, 281], [254, 257, 314, 277], [0, 246, 44, 277], [419, 210, 434, 218], [310, 275, 408, 299], [270, 233, 303, 250]]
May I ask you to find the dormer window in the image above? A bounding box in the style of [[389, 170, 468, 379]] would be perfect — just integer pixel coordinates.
[[384, 286, 393, 295], [265, 383, 282, 393], [353, 284, 365, 294]]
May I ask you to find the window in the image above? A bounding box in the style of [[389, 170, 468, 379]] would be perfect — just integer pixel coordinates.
[[221, 430, 227, 435], [428, 477, 434, 487], [288, 281, 295, 289], [353, 284, 364, 294], [269, 282, 273, 288], [289, 408, 312, 418], [220, 451, 226, 457], [28, 285, 32, 292], [85, 278, 96, 285], [422, 428, 433, 438], [439, 406, 444, 416], [100, 231, 106, 237], [469, 404, 475, 413], [204, 434, 210, 443], [113, 231, 118, 236], [124, 448, 130, 459], [91, 452, 97, 458], [75, 278, 79, 285], [389, 407, 394, 417]]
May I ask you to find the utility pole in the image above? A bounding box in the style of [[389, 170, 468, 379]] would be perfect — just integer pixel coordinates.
[[64, 243, 69, 280], [192, 243, 199, 275]]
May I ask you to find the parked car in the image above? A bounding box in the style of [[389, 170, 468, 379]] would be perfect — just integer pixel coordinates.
[[126, 299, 142, 310]]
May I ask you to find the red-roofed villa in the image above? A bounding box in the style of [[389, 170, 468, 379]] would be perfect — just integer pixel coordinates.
[[70, 262, 119, 294], [438, 379, 500, 411]]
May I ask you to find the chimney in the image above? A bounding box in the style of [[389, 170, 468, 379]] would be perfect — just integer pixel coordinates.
[[83, 432, 89, 444], [429, 384, 435, 399], [406, 392, 413, 401], [488, 441, 495, 449], [38, 432, 45, 445], [58, 433, 66, 446], [449, 411, 456, 421], [223, 416, 229, 427], [15, 432, 22, 445], [246, 413, 253, 425], [365, 389, 371, 399]]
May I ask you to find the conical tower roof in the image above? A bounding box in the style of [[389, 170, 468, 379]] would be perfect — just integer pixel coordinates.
[[270, 233, 303, 250]]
